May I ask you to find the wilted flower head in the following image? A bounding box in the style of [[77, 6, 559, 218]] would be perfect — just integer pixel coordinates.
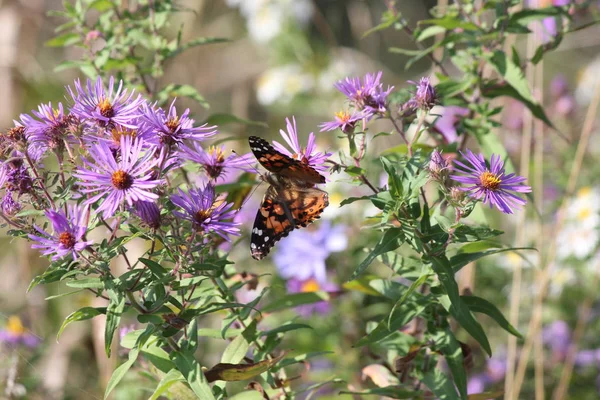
[[3, 157, 34, 195], [74, 136, 162, 219], [68, 76, 144, 129], [0, 316, 40, 348], [178, 141, 254, 181], [1, 123, 28, 154], [272, 117, 331, 174], [428, 149, 450, 181], [286, 277, 339, 317], [319, 109, 369, 134], [29, 204, 92, 260], [140, 99, 217, 147], [451, 150, 531, 214], [334, 71, 393, 116], [408, 77, 437, 111], [133, 201, 162, 230], [171, 183, 240, 240]]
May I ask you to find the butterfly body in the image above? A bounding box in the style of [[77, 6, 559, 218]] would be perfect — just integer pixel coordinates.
[[248, 136, 329, 260]]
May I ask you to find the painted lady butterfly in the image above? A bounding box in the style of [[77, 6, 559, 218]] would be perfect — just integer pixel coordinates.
[[248, 136, 329, 260]]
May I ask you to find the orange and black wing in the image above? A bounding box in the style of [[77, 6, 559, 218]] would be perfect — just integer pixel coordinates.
[[250, 185, 329, 260], [248, 136, 325, 184]]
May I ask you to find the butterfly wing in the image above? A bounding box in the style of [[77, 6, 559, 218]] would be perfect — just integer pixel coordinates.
[[250, 184, 329, 260], [248, 136, 325, 184]]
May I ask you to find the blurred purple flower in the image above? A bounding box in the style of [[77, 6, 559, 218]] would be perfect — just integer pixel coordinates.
[[29, 204, 92, 261], [286, 277, 339, 317], [140, 100, 217, 147], [171, 183, 240, 240], [68, 76, 144, 129], [550, 74, 569, 98], [274, 220, 347, 282], [74, 136, 162, 219], [467, 373, 488, 395], [542, 320, 572, 361], [0, 316, 40, 348], [467, 356, 506, 394], [179, 141, 254, 181], [451, 150, 532, 214], [19, 102, 77, 154], [272, 117, 332, 174], [334, 71, 393, 116], [433, 106, 469, 144], [574, 349, 600, 368], [503, 99, 525, 130], [319, 109, 369, 134]]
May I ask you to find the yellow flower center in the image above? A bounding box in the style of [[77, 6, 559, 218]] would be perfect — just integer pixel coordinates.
[[166, 117, 180, 133], [208, 146, 226, 163], [111, 126, 137, 144], [335, 111, 351, 123], [111, 170, 133, 190], [301, 279, 321, 292], [7, 316, 25, 335], [98, 98, 114, 118], [58, 231, 76, 249], [480, 171, 501, 190]]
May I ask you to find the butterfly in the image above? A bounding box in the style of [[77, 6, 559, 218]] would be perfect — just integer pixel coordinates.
[[248, 136, 329, 260]]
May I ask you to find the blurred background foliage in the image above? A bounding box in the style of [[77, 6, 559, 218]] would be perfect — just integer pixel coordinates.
[[3, 0, 600, 399]]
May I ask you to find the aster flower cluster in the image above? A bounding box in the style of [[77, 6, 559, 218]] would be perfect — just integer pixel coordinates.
[[0, 75, 250, 263]]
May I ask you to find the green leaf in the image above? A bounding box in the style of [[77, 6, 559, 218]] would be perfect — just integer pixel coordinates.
[[171, 351, 215, 400], [433, 329, 467, 400], [204, 113, 268, 128], [340, 195, 375, 207], [261, 323, 312, 336], [261, 292, 329, 313], [28, 268, 68, 291], [362, 10, 403, 38], [228, 391, 265, 400], [419, 16, 480, 31], [148, 369, 185, 400], [164, 37, 229, 59], [387, 273, 432, 329], [430, 256, 492, 356], [487, 50, 533, 103], [462, 295, 523, 338], [482, 82, 554, 129], [449, 247, 535, 272], [421, 369, 460, 400], [508, 6, 567, 26], [157, 84, 209, 108], [45, 32, 80, 47], [65, 277, 104, 289], [350, 228, 404, 281], [340, 387, 420, 398], [104, 348, 140, 399], [88, 0, 114, 11], [104, 280, 126, 357], [57, 307, 106, 340], [345, 166, 366, 177], [221, 321, 257, 364], [415, 25, 446, 42]]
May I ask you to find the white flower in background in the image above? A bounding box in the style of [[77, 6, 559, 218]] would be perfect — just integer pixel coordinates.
[[256, 65, 314, 105], [318, 57, 360, 94], [246, 3, 285, 43], [576, 57, 600, 105], [556, 186, 600, 260], [227, 0, 314, 43], [546, 264, 577, 298]]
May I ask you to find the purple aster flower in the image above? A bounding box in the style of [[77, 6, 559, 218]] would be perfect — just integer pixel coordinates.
[[467, 373, 489, 395], [433, 106, 469, 144], [450, 150, 532, 214], [274, 221, 347, 282], [19, 102, 77, 154], [3, 158, 34, 196], [318, 109, 369, 134], [133, 201, 161, 230], [74, 136, 162, 219], [334, 71, 393, 116], [0, 316, 40, 348], [171, 183, 240, 240], [178, 141, 254, 181], [407, 77, 438, 111], [140, 100, 217, 147], [29, 204, 92, 260], [272, 117, 332, 174], [1, 193, 21, 215], [286, 277, 339, 317], [68, 76, 144, 129], [574, 349, 600, 368]]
